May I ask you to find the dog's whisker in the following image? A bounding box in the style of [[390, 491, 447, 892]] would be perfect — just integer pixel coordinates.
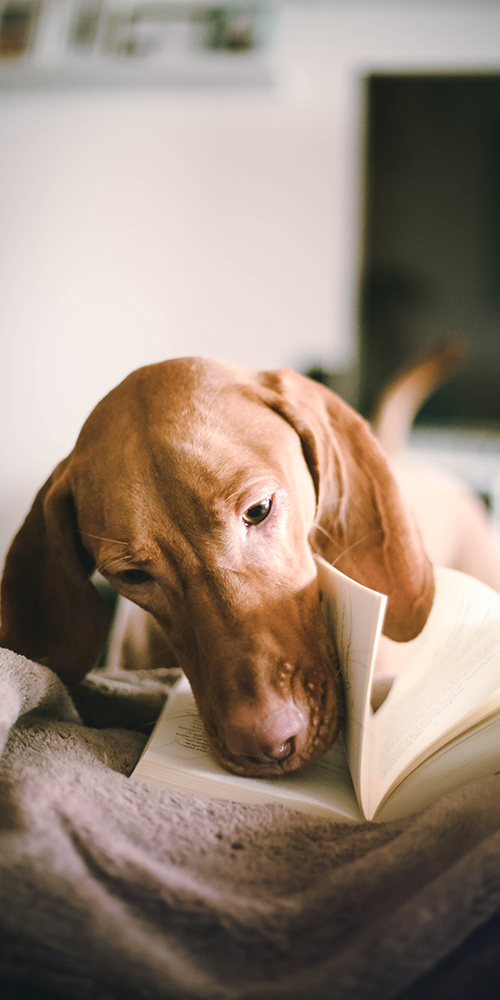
[[311, 521, 338, 550], [80, 532, 130, 547], [330, 529, 385, 567], [311, 522, 385, 566], [96, 553, 136, 576]]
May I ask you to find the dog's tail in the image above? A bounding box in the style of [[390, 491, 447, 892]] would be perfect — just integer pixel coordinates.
[[372, 340, 466, 455]]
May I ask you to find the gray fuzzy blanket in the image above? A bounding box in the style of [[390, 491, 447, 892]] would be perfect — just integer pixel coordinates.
[[2, 647, 500, 1000]]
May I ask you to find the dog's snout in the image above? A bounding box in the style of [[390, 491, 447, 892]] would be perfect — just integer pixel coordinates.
[[224, 700, 305, 762]]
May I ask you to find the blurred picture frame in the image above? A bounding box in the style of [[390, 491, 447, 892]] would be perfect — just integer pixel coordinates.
[[0, 0, 275, 87]]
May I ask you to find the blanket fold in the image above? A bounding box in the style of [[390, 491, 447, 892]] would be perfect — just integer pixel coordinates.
[[1, 646, 500, 1000]]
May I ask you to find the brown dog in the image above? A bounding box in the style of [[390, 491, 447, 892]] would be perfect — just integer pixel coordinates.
[[0, 358, 435, 776]]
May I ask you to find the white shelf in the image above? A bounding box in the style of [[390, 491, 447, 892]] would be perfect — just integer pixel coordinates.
[[0, 0, 275, 88]]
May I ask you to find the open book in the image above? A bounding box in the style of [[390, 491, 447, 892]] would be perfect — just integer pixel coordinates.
[[131, 556, 500, 822]]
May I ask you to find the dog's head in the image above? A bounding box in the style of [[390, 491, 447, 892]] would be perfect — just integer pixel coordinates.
[[0, 358, 434, 776]]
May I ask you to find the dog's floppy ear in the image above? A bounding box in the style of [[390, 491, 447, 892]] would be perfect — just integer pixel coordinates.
[[0, 458, 113, 685], [257, 369, 435, 642]]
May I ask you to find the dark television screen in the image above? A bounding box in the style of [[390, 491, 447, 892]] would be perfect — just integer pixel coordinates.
[[360, 73, 500, 427]]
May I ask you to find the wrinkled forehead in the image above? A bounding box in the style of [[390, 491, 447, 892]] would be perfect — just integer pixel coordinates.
[[156, 384, 296, 479], [70, 378, 307, 539]]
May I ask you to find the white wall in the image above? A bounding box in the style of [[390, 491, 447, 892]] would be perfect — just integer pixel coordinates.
[[2, 0, 500, 565]]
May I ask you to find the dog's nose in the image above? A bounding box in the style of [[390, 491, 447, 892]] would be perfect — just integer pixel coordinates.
[[224, 701, 305, 762]]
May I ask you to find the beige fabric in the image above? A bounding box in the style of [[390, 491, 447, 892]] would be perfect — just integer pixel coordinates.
[[2, 646, 500, 1000]]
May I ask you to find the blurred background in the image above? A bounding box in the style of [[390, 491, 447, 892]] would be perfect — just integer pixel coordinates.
[[1, 0, 500, 567]]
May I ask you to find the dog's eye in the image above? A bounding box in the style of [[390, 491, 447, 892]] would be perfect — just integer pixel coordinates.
[[119, 569, 152, 585], [242, 498, 272, 526]]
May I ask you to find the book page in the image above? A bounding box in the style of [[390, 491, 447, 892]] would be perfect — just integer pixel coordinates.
[[132, 675, 363, 823], [376, 704, 500, 822], [367, 568, 500, 819], [314, 555, 387, 813]]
